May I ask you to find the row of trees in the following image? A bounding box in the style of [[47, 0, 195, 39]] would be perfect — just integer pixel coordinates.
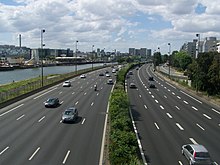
[[153, 51, 220, 96]]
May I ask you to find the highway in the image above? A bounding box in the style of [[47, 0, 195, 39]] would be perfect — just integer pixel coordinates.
[[0, 68, 115, 165], [127, 64, 220, 165]]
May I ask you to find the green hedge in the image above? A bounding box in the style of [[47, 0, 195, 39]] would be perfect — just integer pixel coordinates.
[[109, 64, 141, 165]]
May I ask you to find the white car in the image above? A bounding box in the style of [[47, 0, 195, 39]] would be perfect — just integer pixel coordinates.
[[105, 73, 110, 77], [80, 74, 86, 78], [107, 79, 113, 84], [62, 81, 71, 87]]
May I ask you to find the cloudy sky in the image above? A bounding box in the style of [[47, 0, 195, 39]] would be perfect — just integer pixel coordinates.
[[0, 0, 220, 54]]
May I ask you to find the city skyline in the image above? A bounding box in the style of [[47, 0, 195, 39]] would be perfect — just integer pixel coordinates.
[[0, 0, 220, 54]]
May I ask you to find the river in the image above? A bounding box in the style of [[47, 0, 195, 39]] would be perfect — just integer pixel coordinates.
[[0, 63, 104, 85]]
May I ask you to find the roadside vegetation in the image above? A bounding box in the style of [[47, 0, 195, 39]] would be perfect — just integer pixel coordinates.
[[108, 64, 141, 165], [153, 51, 220, 96]]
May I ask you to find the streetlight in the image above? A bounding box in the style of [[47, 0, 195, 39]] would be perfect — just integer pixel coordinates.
[[168, 43, 171, 78], [75, 40, 78, 74], [41, 29, 45, 87], [92, 45, 94, 70]]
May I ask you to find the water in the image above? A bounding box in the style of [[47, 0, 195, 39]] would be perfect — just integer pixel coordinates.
[[0, 63, 104, 85]]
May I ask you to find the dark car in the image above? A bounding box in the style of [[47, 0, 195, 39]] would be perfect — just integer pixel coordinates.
[[148, 76, 154, 81], [44, 98, 60, 108], [99, 73, 104, 76], [62, 107, 78, 123], [182, 144, 213, 165], [149, 83, 156, 88]]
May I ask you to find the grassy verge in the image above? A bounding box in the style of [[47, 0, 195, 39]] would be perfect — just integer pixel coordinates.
[[108, 64, 142, 165]]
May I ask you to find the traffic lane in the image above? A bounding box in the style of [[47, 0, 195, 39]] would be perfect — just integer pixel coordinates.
[[137, 65, 220, 164], [127, 86, 188, 165]]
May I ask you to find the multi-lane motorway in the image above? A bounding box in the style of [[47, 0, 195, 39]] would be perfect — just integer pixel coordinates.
[[0, 68, 114, 165], [127, 64, 220, 165]]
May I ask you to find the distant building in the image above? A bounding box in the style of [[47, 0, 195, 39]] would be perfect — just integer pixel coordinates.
[[129, 48, 135, 56]]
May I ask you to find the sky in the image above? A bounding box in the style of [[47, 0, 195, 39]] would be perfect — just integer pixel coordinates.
[[0, 0, 220, 54]]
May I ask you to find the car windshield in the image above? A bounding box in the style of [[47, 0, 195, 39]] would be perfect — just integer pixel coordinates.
[[47, 98, 55, 102], [64, 111, 73, 115]]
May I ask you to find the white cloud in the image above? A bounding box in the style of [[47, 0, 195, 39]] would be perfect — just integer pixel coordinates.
[[0, 0, 220, 53]]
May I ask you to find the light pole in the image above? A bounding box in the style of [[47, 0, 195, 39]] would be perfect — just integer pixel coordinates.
[[75, 40, 78, 74], [92, 45, 94, 70], [195, 34, 200, 92], [168, 43, 171, 78], [41, 29, 45, 87]]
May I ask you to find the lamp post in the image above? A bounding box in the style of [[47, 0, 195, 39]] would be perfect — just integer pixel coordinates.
[[195, 34, 200, 92], [75, 40, 78, 74], [168, 43, 171, 78], [92, 45, 94, 70], [41, 29, 45, 87]]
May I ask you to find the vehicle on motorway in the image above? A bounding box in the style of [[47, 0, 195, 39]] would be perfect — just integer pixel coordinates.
[[148, 76, 154, 81], [94, 84, 97, 91], [62, 80, 71, 87], [105, 70, 109, 74], [182, 144, 213, 165], [129, 71, 133, 75], [44, 98, 60, 108], [106, 73, 110, 77], [99, 72, 104, 76], [107, 79, 113, 85], [112, 69, 116, 73], [62, 107, 78, 123], [129, 83, 136, 88], [80, 74, 86, 78], [149, 83, 156, 88]]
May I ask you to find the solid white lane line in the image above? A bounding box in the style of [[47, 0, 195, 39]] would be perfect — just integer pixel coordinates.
[[166, 82, 176, 89], [16, 114, 25, 120], [154, 123, 160, 130], [189, 138, 198, 144], [183, 100, 188, 104], [212, 108, 220, 115], [160, 105, 164, 110], [29, 147, 40, 160], [38, 116, 45, 122], [155, 100, 159, 103], [196, 123, 205, 131], [144, 105, 148, 109], [203, 114, 212, 120], [192, 106, 198, 111], [180, 90, 202, 104], [0, 146, 9, 155], [75, 101, 79, 105], [81, 118, 86, 124], [177, 96, 181, 99], [0, 104, 24, 117], [176, 123, 184, 130], [166, 113, 173, 119], [91, 102, 94, 106], [34, 88, 57, 99], [62, 150, 71, 164], [178, 161, 183, 165], [175, 106, 180, 110]]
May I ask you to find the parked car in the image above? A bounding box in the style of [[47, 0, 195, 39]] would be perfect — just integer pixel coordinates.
[[80, 74, 86, 78], [44, 98, 60, 108], [129, 83, 136, 88], [182, 144, 213, 165], [62, 107, 78, 123], [62, 80, 71, 87]]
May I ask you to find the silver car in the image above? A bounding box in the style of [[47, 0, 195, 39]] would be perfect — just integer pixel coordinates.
[[62, 107, 78, 123], [182, 144, 213, 165]]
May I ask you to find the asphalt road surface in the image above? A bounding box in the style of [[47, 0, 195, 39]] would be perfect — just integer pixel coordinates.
[[127, 64, 220, 165], [0, 68, 115, 165]]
